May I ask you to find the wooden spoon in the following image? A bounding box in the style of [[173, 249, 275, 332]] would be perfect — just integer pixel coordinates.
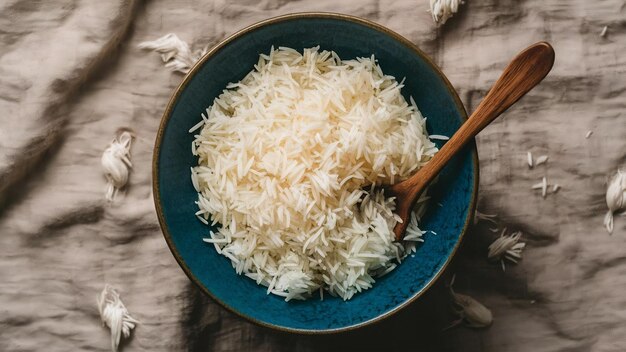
[[388, 41, 555, 240]]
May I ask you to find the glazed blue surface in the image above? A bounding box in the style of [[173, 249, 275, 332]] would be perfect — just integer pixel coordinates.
[[155, 15, 476, 332]]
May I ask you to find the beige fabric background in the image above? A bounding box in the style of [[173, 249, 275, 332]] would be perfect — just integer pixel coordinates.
[[1, 0, 625, 351]]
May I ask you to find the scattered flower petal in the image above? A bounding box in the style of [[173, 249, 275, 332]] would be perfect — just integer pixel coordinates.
[[101, 130, 133, 202], [527, 151, 533, 168], [604, 169, 626, 234], [535, 155, 549, 166], [474, 210, 499, 231], [139, 33, 207, 74], [474, 210, 497, 225], [97, 285, 139, 352], [531, 177, 548, 198], [585, 130, 593, 139], [532, 177, 560, 198], [600, 26, 608, 37]]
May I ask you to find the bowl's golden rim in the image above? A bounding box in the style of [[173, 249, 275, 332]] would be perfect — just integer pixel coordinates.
[[152, 11, 479, 335]]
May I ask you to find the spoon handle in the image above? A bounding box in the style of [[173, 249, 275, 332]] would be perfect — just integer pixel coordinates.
[[452, 41, 555, 145], [419, 42, 555, 187], [391, 42, 554, 240]]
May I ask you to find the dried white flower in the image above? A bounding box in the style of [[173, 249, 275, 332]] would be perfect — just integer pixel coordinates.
[[97, 285, 139, 352], [101, 130, 133, 201], [535, 155, 549, 166], [600, 26, 608, 37], [527, 151, 533, 168], [139, 33, 208, 74], [488, 229, 525, 271], [449, 275, 493, 328], [604, 169, 626, 234], [585, 130, 593, 139], [429, 0, 465, 25]]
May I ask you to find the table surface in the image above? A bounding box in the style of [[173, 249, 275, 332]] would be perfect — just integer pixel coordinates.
[[1, 0, 625, 351]]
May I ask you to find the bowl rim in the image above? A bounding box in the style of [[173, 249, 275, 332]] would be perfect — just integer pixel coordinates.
[[152, 11, 479, 334]]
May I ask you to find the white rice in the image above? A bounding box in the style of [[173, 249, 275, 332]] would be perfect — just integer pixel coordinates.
[[191, 46, 438, 301]]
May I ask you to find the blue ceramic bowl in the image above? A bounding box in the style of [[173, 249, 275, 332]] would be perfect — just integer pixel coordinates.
[[153, 12, 478, 333]]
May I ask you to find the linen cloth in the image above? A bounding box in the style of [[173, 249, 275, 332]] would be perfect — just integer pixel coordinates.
[[1, 0, 625, 351]]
